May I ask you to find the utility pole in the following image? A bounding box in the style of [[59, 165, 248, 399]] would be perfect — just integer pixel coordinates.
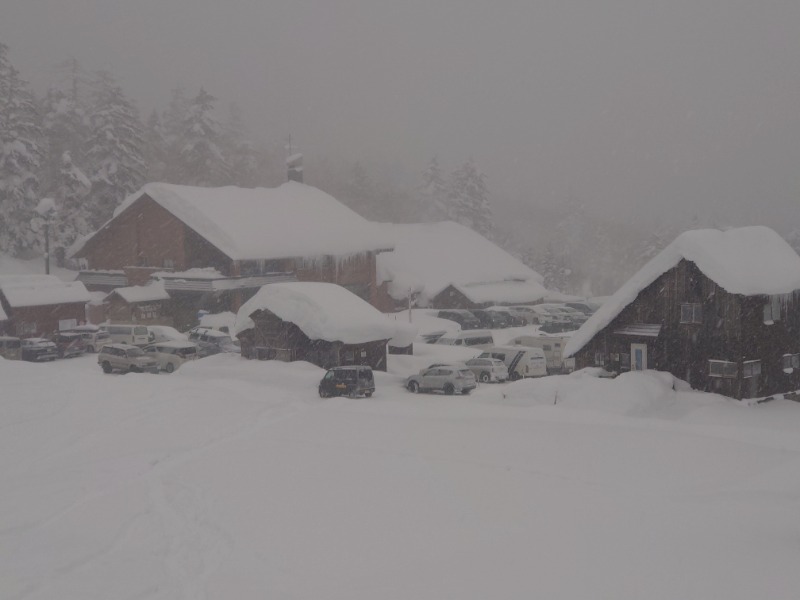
[[36, 198, 57, 275]]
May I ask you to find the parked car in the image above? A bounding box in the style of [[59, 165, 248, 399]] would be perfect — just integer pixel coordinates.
[[437, 310, 482, 330], [100, 323, 150, 346], [421, 330, 448, 344], [469, 309, 508, 329], [0, 336, 22, 360], [146, 325, 189, 344], [144, 341, 199, 373], [477, 345, 547, 380], [539, 320, 575, 334], [565, 302, 597, 316], [530, 305, 572, 327], [187, 327, 241, 357], [539, 304, 588, 326], [67, 324, 111, 353], [52, 331, 87, 358], [486, 306, 528, 326], [98, 343, 159, 374], [318, 365, 375, 398], [434, 329, 494, 348], [405, 365, 477, 395], [20, 338, 59, 362], [505, 306, 541, 325], [464, 357, 509, 383], [507, 334, 573, 373]]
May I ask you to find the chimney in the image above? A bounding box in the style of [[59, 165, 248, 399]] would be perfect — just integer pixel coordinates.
[[286, 152, 303, 183]]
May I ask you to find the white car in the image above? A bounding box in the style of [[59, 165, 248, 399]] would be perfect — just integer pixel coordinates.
[[405, 366, 477, 395], [464, 357, 509, 383], [144, 341, 199, 373]]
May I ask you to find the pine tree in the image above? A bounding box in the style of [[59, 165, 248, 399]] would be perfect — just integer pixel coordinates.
[[419, 156, 450, 220], [175, 88, 229, 186], [143, 109, 168, 182], [0, 44, 44, 254], [84, 71, 146, 227], [223, 103, 260, 187], [448, 157, 492, 238]]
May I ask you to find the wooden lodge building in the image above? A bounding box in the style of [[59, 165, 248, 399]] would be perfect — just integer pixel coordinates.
[[564, 227, 800, 400], [0, 275, 90, 338], [235, 282, 412, 371], [70, 182, 395, 318]]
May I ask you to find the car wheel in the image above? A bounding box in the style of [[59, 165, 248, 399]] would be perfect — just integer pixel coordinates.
[[364, 391, 373, 398], [443, 383, 455, 395], [509, 371, 521, 381], [87, 345, 95, 353], [462, 389, 471, 395], [479, 372, 490, 383], [407, 381, 420, 393], [319, 387, 329, 398], [165, 363, 175, 374], [101, 361, 112, 374]]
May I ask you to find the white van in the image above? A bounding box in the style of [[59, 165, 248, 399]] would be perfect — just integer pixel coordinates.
[[434, 329, 494, 348], [101, 324, 150, 346], [507, 335, 574, 373], [144, 341, 199, 373], [477, 345, 547, 379]]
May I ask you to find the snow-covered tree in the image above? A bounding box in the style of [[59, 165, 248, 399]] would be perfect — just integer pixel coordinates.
[[0, 44, 44, 254], [448, 157, 493, 238], [84, 71, 146, 227], [419, 156, 450, 220], [175, 88, 229, 186], [143, 109, 168, 182], [537, 243, 570, 292], [223, 103, 260, 187], [51, 150, 91, 251]]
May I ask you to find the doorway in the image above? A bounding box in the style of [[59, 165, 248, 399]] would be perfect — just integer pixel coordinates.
[[631, 343, 648, 371]]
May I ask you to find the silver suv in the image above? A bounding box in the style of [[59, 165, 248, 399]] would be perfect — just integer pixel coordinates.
[[405, 366, 477, 395], [98, 343, 159, 374]]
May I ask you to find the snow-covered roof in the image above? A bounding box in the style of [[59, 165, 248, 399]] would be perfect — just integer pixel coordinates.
[[235, 282, 415, 345], [452, 280, 548, 305], [376, 222, 545, 303], [0, 275, 91, 308], [565, 226, 800, 358], [107, 281, 169, 304], [80, 182, 392, 261]]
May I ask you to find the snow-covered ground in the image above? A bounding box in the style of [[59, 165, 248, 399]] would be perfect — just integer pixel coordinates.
[[3, 350, 800, 599]]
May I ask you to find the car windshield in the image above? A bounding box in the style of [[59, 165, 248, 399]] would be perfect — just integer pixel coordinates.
[[127, 347, 145, 357]]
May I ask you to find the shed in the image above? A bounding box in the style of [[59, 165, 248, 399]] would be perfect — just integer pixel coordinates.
[[105, 282, 171, 325], [0, 275, 90, 337], [234, 282, 414, 371]]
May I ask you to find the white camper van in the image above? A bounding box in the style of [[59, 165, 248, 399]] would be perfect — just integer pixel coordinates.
[[477, 345, 547, 380], [506, 335, 574, 373]]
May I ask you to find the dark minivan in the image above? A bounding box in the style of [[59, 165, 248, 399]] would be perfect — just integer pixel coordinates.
[[318, 366, 375, 398]]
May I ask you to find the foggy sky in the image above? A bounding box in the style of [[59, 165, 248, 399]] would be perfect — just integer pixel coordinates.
[[3, 0, 799, 231]]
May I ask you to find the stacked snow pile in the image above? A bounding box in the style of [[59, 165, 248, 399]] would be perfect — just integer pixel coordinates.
[[235, 282, 416, 345], [565, 226, 800, 358], [376, 221, 547, 305]]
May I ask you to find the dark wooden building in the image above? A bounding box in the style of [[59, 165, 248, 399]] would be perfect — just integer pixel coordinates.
[[105, 283, 172, 326], [565, 227, 800, 400], [0, 275, 90, 338], [235, 282, 408, 371], [70, 182, 392, 310]]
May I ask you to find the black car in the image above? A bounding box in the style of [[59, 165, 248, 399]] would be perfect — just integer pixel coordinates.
[[318, 365, 375, 398], [437, 310, 482, 330], [20, 338, 59, 362], [470, 309, 508, 329], [52, 332, 87, 358]]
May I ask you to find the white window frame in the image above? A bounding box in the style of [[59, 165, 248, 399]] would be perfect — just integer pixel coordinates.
[[680, 303, 703, 324], [709, 359, 737, 378], [763, 296, 782, 324], [782, 354, 800, 373], [743, 360, 761, 379]]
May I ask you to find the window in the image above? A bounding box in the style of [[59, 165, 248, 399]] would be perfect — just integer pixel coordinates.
[[594, 351, 605, 366], [709, 360, 737, 378], [163, 258, 175, 269], [782, 354, 800, 372], [743, 360, 761, 378], [763, 296, 782, 324], [18, 322, 37, 335], [680, 303, 703, 324]]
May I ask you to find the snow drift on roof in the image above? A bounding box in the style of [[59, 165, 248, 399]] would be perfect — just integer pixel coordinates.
[[564, 226, 800, 358], [452, 280, 548, 305], [234, 282, 415, 345], [106, 182, 392, 261], [107, 281, 170, 304], [0, 275, 90, 308], [376, 222, 544, 302]]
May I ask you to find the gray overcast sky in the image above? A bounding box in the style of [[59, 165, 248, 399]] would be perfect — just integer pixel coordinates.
[[3, 0, 799, 230]]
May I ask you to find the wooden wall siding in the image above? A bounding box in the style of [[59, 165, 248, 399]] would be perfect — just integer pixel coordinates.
[[106, 297, 172, 326], [295, 252, 380, 306], [238, 308, 388, 371], [431, 286, 476, 310], [183, 226, 233, 275], [6, 303, 87, 338]]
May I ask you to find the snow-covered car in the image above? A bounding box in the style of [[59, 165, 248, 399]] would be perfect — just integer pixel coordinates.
[[52, 331, 87, 358], [187, 327, 240, 357], [144, 341, 199, 373], [405, 366, 477, 395], [434, 329, 494, 348], [98, 343, 159, 374], [436, 310, 482, 330], [318, 366, 375, 398], [146, 325, 189, 344], [0, 336, 22, 360], [20, 338, 59, 362], [464, 357, 509, 383], [66, 325, 111, 353]]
